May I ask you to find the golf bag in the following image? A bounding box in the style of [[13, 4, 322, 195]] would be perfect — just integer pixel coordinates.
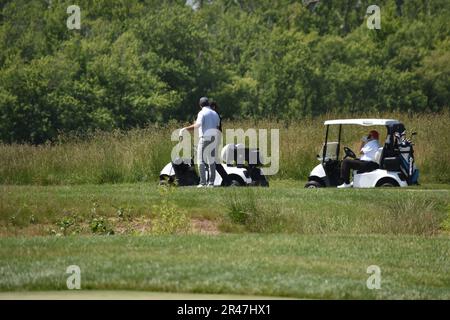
[[398, 139, 419, 185], [221, 144, 269, 187], [171, 158, 199, 186], [382, 124, 419, 185]]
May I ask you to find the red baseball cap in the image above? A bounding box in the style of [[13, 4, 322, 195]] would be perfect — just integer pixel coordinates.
[[369, 130, 379, 140]]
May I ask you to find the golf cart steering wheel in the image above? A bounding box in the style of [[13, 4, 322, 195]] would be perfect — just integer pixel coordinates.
[[343, 147, 357, 159]]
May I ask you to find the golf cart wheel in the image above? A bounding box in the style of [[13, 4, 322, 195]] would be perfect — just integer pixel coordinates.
[[228, 175, 245, 187], [159, 175, 174, 186], [305, 181, 322, 188], [379, 182, 396, 187], [259, 177, 269, 187], [375, 178, 399, 188]]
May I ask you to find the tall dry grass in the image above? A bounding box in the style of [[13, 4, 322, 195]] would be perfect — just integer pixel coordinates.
[[0, 112, 449, 184]]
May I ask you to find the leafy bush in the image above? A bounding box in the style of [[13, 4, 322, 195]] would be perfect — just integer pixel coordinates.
[[225, 189, 283, 233], [0, 0, 449, 143], [151, 187, 190, 235], [89, 216, 114, 235], [53, 212, 82, 236], [152, 203, 190, 235]]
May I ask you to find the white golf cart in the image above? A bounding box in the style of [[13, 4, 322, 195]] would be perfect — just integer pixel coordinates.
[[160, 144, 269, 187], [305, 119, 419, 188]]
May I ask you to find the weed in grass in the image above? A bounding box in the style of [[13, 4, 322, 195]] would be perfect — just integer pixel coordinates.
[[89, 217, 114, 235], [115, 206, 133, 221], [223, 188, 448, 236], [378, 198, 444, 236], [152, 203, 190, 235], [441, 206, 450, 232], [226, 190, 257, 225], [7, 204, 33, 228], [53, 212, 82, 236], [1, 183, 448, 237], [86, 201, 115, 235], [8, 215, 17, 226], [91, 201, 99, 215], [152, 187, 190, 235], [225, 189, 283, 233]]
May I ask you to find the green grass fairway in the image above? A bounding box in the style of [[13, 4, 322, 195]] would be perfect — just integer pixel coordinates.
[[0, 234, 449, 299], [1, 181, 449, 236], [0, 181, 449, 299], [0, 290, 288, 300]]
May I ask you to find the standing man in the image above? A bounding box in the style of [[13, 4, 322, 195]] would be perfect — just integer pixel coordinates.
[[179, 97, 220, 187]]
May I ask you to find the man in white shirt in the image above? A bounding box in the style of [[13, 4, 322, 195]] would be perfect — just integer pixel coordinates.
[[338, 130, 381, 188], [179, 97, 220, 187]]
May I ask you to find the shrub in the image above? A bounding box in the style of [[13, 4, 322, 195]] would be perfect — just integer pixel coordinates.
[[225, 189, 283, 233], [376, 198, 445, 236], [152, 203, 190, 235], [151, 187, 190, 235], [89, 217, 114, 235], [53, 212, 82, 236]]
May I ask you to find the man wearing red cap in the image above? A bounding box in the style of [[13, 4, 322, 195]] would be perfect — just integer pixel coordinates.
[[338, 130, 381, 188]]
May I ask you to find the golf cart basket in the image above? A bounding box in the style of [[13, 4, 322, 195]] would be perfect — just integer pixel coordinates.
[[221, 144, 264, 168]]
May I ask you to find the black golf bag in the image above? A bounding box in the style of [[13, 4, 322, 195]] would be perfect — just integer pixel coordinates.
[[398, 139, 419, 185], [171, 158, 199, 186], [222, 144, 269, 187], [382, 123, 419, 185], [171, 158, 232, 186]]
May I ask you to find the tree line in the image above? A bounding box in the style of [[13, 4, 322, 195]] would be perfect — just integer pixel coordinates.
[[0, 0, 449, 143]]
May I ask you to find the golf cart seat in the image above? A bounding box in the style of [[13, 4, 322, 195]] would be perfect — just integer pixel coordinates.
[[356, 162, 379, 174], [355, 147, 383, 174], [374, 147, 384, 165]]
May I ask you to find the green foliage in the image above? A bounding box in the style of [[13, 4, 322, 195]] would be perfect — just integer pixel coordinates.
[[379, 198, 444, 236], [152, 202, 190, 235], [442, 206, 450, 232], [226, 189, 283, 233], [0, 112, 449, 185], [89, 216, 114, 235], [54, 212, 82, 236], [223, 186, 449, 236], [151, 187, 191, 235], [1, 180, 449, 237], [226, 190, 255, 224], [0, 0, 449, 143]]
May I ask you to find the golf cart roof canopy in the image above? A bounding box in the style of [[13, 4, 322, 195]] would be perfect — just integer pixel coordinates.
[[324, 119, 401, 126]]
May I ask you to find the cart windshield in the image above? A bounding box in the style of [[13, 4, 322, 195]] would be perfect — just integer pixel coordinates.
[[320, 124, 387, 162]]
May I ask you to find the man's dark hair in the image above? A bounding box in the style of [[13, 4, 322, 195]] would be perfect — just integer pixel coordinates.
[[199, 97, 209, 107]]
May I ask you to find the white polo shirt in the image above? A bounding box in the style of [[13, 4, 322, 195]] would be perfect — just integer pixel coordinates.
[[360, 139, 380, 162], [195, 106, 220, 138]]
